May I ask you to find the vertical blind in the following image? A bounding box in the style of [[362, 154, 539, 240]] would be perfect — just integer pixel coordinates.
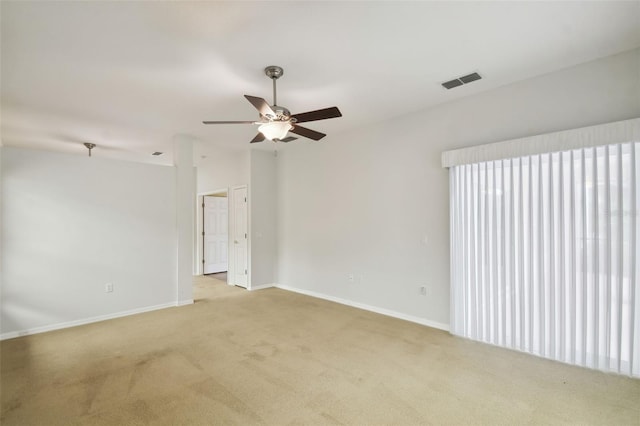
[[449, 142, 639, 377]]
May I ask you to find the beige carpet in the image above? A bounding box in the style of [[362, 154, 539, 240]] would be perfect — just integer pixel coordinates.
[[1, 276, 639, 425]]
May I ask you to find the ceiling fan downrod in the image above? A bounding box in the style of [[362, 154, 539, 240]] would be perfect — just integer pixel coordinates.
[[264, 65, 283, 107]]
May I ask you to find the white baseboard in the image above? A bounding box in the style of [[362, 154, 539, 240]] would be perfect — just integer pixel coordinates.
[[274, 284, 450, 332], [0, 301, 189, 341], [249, 283, 275, 291]]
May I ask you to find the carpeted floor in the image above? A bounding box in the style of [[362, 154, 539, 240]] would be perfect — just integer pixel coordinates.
[[1, 276, 639, 425]]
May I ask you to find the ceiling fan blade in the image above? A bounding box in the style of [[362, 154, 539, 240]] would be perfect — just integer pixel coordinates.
[[244, 95, 276, 118], [279, 136, 298, 143], [291, 106, 342, 123], [202, 120, 256, 124], [250, 133, 265, 143], [290, 125, 326, 141]]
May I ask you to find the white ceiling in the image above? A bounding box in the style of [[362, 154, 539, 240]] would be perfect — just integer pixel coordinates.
[[2, 1, 639, 165]]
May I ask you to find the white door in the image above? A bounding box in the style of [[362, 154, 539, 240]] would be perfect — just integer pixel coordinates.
[[203, 196, 228, 274], [232, 186, 248, 288]]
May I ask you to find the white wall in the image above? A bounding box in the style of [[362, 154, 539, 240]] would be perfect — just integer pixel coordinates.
[[249, 150, 278, 289], [197, 148, 249, 194], [174, 136, 195, 303], [1, 147, 177, 337], [276, 48, 640, 329]]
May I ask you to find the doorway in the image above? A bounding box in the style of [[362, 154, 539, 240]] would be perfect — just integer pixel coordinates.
[[196, 186, 248, 288], [194, 185, 251, 288], [200, 188, 231, 283]]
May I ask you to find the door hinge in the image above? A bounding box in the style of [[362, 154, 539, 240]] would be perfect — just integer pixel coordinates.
[[202, 203, 205, 208], [202, 259, 205, 263], [245, 269, 247, 275], [202, 231, 205, 236], [244, 197, 247, 202], [245, 233, 247, 239]]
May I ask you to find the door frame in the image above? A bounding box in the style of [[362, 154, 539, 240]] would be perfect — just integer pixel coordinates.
[[196, 188, 229, 277]]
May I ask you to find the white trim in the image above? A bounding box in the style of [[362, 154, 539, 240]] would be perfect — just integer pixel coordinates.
[[197, 188, 229, 197], [249, 283, 275, 291], [274, 284, 450, 332], [441, 117, 640, 168], [244, 184, 252, 290], [0, 301, 189, 341]]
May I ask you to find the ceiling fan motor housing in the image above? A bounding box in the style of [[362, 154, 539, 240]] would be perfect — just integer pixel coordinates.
[[271, 106, 291, 121]]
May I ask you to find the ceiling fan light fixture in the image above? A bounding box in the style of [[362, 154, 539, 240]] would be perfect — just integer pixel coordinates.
[[258, 121, 293, 141]]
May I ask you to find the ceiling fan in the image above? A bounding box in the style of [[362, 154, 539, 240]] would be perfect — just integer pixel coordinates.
[[203, 66, 342, 143]]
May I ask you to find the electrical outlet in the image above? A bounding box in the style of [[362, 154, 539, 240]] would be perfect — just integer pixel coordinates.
[[420, 286, 427, 296], [105, 283, 114, 293]]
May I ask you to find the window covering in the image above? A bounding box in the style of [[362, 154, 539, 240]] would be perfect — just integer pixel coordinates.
[[448, 119, 639, 377], [442, 118, 640, 168]]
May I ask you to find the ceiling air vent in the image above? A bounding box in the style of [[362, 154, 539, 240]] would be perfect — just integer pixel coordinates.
[[460, 72, 481, 84], [442, 79, 463, 89], [442, 72, 482, 90]]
